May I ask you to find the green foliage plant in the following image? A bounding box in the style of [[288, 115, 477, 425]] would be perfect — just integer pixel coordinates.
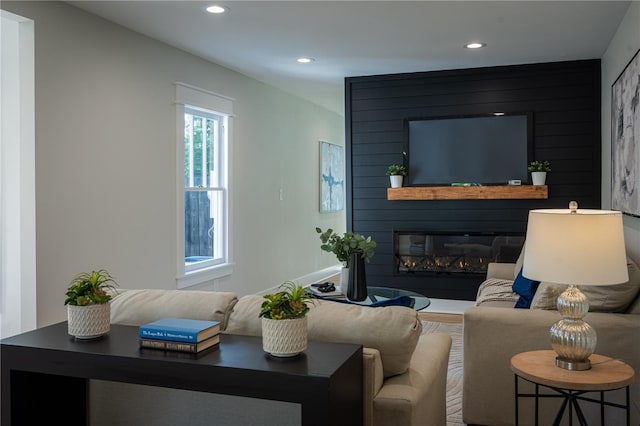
[[64, 269, 118, 306], [386, 164, 407, 176], [528, 160, 551, 173], [315, 227, 377, 267], [259, 281, 314, 320]]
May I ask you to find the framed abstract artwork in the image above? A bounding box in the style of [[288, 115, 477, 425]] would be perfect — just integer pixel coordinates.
[[611, 48, 640, 217], [319, 141, 344, 212]]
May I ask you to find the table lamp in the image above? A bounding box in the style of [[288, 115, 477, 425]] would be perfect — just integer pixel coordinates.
[[522, 201, 628, 371]]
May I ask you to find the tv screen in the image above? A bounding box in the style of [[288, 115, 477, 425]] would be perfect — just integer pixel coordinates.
[[405, 113, 532, 186]]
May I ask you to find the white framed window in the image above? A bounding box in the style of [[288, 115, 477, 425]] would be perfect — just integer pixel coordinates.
[[175, 83, 234, 288]]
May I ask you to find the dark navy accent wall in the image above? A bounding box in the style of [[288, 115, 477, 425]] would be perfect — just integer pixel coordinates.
[[345, 60, 601, 300]]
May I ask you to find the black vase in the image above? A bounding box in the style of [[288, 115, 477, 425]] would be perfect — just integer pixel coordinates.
[[347, 252, 368, 301]]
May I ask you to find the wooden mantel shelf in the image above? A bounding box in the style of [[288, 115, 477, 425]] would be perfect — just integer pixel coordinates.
[[387, 185, 548, 200]]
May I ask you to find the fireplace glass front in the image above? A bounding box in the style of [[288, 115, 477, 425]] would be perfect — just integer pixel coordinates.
[[394, 232, 524, 276]]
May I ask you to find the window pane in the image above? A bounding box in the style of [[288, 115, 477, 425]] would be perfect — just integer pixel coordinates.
[[184, 189, 223, 266], [185, 110, 219, 189]]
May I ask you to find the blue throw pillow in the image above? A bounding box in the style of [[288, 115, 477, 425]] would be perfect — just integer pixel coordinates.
[[512, 267, 540, 309]]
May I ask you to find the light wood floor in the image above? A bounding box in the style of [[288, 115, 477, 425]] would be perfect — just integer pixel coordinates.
[[418, 311, 463, 324]]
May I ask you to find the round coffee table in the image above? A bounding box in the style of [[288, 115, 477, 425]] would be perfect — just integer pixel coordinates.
[[352, 286, 431, 310]]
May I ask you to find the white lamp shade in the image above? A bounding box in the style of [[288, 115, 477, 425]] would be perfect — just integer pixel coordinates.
[[522, 208, 628, 286]]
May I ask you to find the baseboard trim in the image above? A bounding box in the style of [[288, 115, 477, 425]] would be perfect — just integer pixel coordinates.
[[255, 265, 342, 295]]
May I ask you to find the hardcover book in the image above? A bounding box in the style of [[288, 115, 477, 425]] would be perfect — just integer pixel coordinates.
[[140, 334, 220, 353], [138, 317, 221, 343]]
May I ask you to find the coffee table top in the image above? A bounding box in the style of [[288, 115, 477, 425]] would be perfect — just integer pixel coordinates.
[[327, 286, 429, 310]]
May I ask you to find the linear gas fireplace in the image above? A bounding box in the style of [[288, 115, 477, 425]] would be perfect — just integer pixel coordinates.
[[394, 231, 524, 276]]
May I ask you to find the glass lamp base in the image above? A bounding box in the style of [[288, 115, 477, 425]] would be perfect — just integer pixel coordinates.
[[550, 285, 596, 371], [555, 356, 591, 371]]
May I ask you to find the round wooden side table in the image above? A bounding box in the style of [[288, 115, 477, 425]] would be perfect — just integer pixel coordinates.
[[510, 350, 635, 426]]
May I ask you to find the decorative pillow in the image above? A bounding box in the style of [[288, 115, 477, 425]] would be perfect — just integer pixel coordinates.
[[531, 258, 640, 312], [529, 283, 564, 310], [512, 267, 540, 309]]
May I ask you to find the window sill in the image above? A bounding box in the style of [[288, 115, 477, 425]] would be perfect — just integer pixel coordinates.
[[177, 262, 234, 289]]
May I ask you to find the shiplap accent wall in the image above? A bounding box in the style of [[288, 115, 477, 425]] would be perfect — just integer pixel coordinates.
[[345, 60, 601, 300]]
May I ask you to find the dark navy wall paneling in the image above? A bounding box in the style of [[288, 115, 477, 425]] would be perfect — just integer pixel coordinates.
[[345, 60, 601, 300]]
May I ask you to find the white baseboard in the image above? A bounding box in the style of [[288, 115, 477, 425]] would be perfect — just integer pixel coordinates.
[[255, 265, 342, 296], [420, 298, 475, 315]]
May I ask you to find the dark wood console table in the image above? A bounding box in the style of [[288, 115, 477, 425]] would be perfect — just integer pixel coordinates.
[[1, 322, 363, 426]]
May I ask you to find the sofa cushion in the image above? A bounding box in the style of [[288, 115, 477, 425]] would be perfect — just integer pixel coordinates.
[[531, 258, 640, 313], [109, 289, 238, 330], [225, 294, 422, 378]]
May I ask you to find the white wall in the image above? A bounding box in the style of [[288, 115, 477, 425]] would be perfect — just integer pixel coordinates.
[[1, 1, 345, 328], [601, 2, 640, 265]]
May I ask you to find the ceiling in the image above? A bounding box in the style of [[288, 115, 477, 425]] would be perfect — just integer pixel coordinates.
[[68, 1, 631, 115]]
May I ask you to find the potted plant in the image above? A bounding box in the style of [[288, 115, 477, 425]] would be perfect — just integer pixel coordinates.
[[259, 281, 314, 357], [64, 269, 118, 339], [528, 160, 551, 185], [315, 227, 376, 300], [386, 164, 407, 188]]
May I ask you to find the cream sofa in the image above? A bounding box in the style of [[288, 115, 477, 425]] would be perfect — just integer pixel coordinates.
[[90, 288, 452, 426], [463, 254, 640, 426]]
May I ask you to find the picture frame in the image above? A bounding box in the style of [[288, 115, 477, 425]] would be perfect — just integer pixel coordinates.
[[611, 48, 640, 217], [319, 141, 344, 212]]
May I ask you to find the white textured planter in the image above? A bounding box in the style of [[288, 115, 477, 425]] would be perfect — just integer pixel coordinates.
[[389, 175, 404, 188], [531, 171, 547, 186], [262, 317, 307, 357], [67, 303, 111, 339]]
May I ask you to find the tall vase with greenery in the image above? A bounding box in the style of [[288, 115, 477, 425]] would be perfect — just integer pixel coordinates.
[[315, 227, 376, 299], [259, 281, 314, 357]]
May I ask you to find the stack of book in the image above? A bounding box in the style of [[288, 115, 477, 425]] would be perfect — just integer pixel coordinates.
[[139, 317, 221, 354]]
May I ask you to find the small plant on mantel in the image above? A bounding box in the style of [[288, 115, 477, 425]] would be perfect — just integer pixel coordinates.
[[386, 164, 407, 176], [315, 227, 377, 267], [527, 160, 551, 173]]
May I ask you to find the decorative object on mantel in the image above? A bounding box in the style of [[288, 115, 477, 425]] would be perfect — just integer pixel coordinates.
[[64, 269, 118, 339], [386, 164, 407, 188], [527, 160, 551, 186], [522, 201, 628, 371], [259, 281, 314, 357], [315, 227, 376, 300]]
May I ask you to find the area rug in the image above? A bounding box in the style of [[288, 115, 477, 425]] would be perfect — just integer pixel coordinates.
[[421, 320, 464, 426]]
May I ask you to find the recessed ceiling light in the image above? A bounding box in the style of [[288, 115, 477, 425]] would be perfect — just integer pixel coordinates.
[[465, 42, 486, 49], [206, 5, 227, 14], [493, 112, 505, 116], [297, 57, 315, 64]]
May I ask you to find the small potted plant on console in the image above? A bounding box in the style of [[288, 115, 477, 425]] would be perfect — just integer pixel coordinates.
[[528, 160, 551, 185], [386, 164, 407, 188], [64, 269, 118, 339], [259, 281, 314, 357]]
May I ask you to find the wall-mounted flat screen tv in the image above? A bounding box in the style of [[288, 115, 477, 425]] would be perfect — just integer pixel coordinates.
[[404, 113, 533, 186]]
